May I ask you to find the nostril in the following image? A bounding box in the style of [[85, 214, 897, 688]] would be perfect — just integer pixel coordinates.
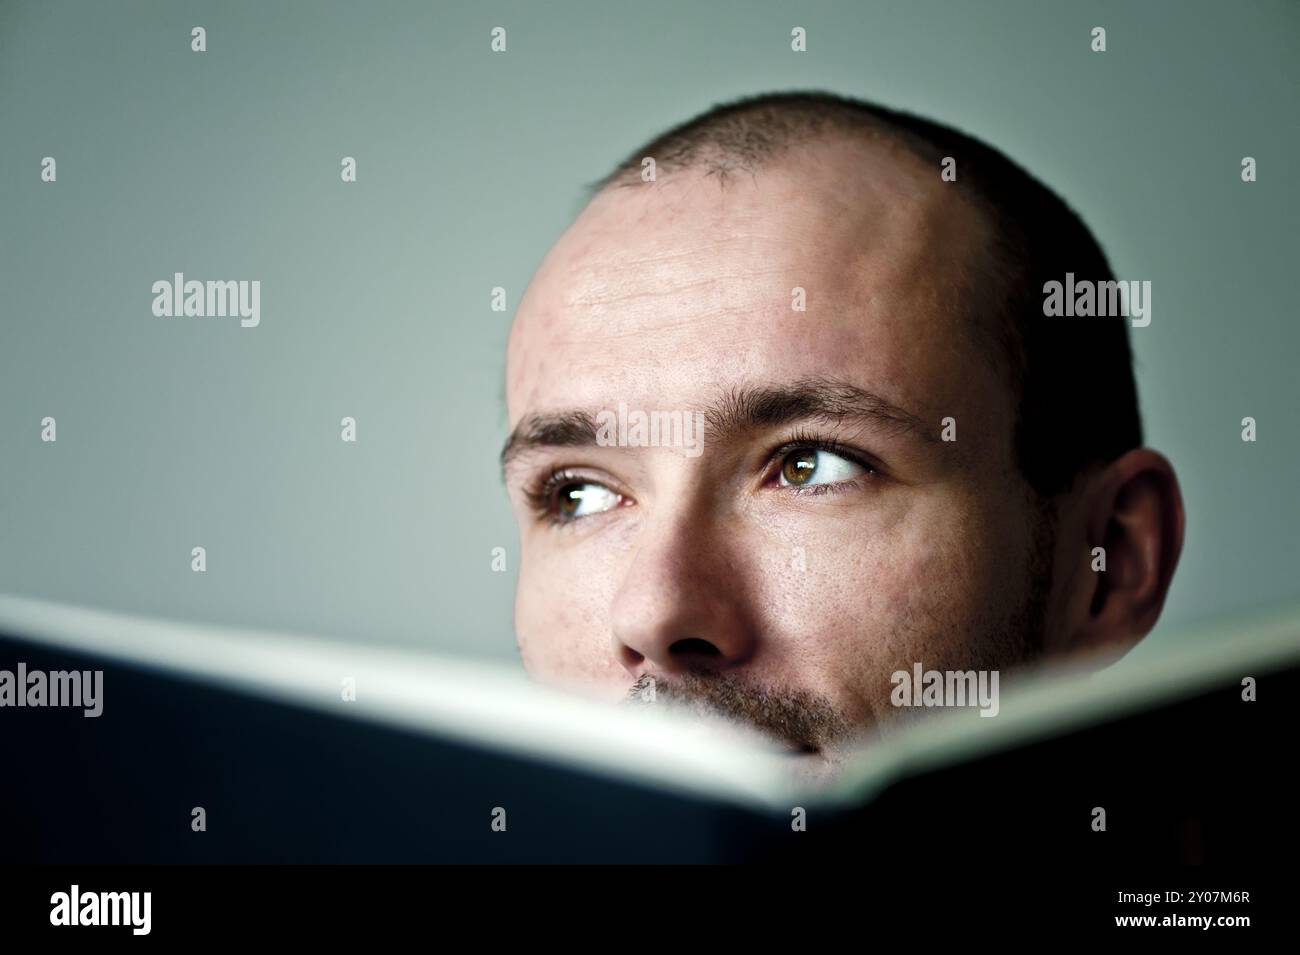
[[669, 637, 721, 657], [617, 645, 645, 668]]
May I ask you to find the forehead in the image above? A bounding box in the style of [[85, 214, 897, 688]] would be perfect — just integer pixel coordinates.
[[507, 136, 1005, 429]]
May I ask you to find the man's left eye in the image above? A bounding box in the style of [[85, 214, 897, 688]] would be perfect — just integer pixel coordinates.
[[778, 448, 867, 487]]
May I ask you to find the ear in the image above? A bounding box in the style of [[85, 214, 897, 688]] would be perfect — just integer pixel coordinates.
[[1056, 449, 1186, 662]]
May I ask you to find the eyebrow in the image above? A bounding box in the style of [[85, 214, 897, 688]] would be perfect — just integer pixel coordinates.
[[499, 376, 933, 476]]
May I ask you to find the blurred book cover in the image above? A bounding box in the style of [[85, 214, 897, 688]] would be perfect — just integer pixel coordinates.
[[2, 593, 1293, 864]]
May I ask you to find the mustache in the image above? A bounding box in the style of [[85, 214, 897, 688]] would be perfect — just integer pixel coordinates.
[[622, 672, 850, 752]]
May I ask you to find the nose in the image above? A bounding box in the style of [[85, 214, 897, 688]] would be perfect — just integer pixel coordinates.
[[609, 509, 759, 677]]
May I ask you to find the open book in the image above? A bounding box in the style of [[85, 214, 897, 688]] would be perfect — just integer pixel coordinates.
[[1, 592, 1295, 863]]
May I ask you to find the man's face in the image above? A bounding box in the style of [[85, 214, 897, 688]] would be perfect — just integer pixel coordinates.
[[503, 136, 1051, 775]]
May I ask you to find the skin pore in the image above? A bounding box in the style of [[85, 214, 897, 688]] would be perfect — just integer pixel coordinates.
[[500, 133, 1183, 779]]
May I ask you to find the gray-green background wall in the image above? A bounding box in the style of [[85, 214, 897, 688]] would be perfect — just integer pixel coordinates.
[[2, 0, 1297, 662]]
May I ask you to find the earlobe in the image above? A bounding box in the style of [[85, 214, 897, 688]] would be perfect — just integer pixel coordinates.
[[1063, 449, 1185, 662]]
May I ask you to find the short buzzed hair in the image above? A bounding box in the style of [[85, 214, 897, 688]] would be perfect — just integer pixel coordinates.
[[593, 90, 1142, 497]]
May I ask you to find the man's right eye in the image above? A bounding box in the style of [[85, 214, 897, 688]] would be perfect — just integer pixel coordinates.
[[554, 482, 622, 521], [526, 471, 626, 524]]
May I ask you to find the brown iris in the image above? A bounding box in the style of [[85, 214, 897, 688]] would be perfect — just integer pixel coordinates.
[[557, 484, 585, 518], [781, 450, 818, 485]]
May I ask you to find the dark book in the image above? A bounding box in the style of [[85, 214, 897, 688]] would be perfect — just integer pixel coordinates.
[[1, 593, 1295, 864]]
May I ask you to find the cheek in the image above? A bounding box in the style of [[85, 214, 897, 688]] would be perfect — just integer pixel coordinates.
[[514, 548, 626, 700], [862, 500, 1026, 672], [871, 536, 977, 650], [755, 501, 1002, 694]]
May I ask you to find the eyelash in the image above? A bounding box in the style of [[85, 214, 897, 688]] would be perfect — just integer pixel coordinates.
[[523, 431, 879, 524]]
